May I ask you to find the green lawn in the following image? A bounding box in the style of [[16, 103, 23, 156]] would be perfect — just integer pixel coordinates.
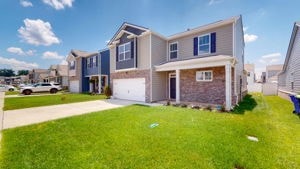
[[4, 91, 19, 95], [3, 93, 106, 110], [1, 93, 299, 169]]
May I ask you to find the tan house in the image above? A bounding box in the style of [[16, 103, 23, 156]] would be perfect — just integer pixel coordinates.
[[28, 69, 49, 83], [266, 64, 283, 83], [47, 64, 69, 88], [108, 16, 246, 110]]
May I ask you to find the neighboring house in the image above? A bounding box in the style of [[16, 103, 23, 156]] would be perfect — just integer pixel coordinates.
[[66, 49, 110, 93], [261, 72, 266, 83], [47, 64, 69, 88], [278, 22, 300, 99], [108, 15, 246, 110], [28, 69, 49, 83], [266, 64, 283, 83], [244, 64, 255, 85]]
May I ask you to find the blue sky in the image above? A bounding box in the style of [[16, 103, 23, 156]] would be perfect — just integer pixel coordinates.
[[0, 0, 299, 76]]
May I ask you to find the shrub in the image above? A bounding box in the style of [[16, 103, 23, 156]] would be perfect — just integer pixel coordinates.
[[180, 103, 187, 108], [104, 86, 112, 99], [206, 105, 212, 111]]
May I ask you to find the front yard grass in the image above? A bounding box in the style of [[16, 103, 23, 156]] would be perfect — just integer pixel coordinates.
[[1, 93, 299, 169], [4, 91, 19, 95], [3, 93, 106, 110]]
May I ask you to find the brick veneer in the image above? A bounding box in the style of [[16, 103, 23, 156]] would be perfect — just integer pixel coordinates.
[[180, 66, 231, 105], [110, 69, 151, 102]]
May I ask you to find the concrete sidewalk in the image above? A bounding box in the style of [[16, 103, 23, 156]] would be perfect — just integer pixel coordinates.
[[3, 99, 146, 129]]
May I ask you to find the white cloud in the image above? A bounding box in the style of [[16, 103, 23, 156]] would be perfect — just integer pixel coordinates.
[[60, 59, 68, 65], [261, 52, 281, 59], [208, 0, 223, 5], [0, 56, 38, 70], [20, 0, 33, 7], [42, 51, 64, 60], [18, 18, 60, 46], [244, 34, 258, 43], [42, 0, 74, 10], [6, 47, 36, 56]]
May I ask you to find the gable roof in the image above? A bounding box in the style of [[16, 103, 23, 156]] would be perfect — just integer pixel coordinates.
[[281, 22, 300, 73], [67, 49, 98, 61], [108, 22, 149, 45]]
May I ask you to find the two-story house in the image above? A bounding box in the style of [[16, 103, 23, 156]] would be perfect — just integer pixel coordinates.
[[48, 64, 69, 88], [278, 22, 300, 100], [67, 49, 110, 93], [108, 16, 246, 110]]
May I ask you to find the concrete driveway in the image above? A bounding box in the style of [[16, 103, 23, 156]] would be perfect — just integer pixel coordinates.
[[1, 96, 153, 129]]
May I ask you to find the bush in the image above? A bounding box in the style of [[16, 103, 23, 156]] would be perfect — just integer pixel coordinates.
[[104, 86, 112, 99]]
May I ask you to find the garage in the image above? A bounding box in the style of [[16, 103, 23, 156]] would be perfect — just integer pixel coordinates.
[[113, 78, 146, 102], [69, 80, 79, 93]]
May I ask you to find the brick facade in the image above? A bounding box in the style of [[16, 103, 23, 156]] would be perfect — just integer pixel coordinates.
[[110, 69, 151, 102], [180, 66, 233, 105]]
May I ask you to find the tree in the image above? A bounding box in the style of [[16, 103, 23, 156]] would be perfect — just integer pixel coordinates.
[[17, 70, 29, 76], [0, 69, 15, 77]]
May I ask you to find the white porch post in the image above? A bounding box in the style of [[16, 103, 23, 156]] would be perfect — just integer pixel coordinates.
[[176, 69, 180, 103], [98, 75, 101, 94], [225, 63, 232, 110]]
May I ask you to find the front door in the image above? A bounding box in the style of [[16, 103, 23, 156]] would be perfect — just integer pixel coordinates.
[[170, 77, 176, 99]]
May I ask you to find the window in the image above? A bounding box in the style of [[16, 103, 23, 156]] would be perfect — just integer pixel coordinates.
[[198, 34, 210, 54], [87, 58, 91, 68], [118, 42, 131, 61], [196, 71, 213, 81], [92, 56, 97, 67], [169, 42, 178, 59], [70, 61, 75, 70], [41, 83, 51, 86], [247, 72, 250, 76]]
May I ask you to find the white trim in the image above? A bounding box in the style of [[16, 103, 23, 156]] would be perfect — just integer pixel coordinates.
[[196, 70, 213, 82], [225, 63, 232, 110], [150, 33, 153, 102], [169, 42, 178, 60], [156, 55, 235, 72], [115, 68, 137, 72], [176, 69, 180, 103], [118, 42, 131, 61], [168, 73, 176, 99], [198, 33, 211, 55]]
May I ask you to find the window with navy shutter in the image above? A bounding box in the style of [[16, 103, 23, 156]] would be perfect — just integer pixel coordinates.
[[194, 32, 216, 55], [210, 32, 216, 53], [193, 37, 198, 56], [118, 42, 131, 61]]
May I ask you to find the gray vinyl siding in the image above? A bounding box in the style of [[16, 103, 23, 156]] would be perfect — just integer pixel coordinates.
[[168, 23, 233, 61], [151, 34, 167, 67], [280, 27, 300, 92], [137, 34, 151, 69], [110, 34, 150, 73], [234, 17, 246, 101], [151, 71, 168, 101], [151, 34, 168, 101]]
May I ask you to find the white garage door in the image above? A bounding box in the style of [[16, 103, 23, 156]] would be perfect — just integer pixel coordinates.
[[113, 78, 146, 102], [69, 80, 79, 93]]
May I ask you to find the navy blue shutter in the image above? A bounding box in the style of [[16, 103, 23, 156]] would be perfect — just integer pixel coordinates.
[[211, 32, 216, 53], [96, 55, 98, 67], [193, 37, 198, 56], [135, 38, 138, 67], [131, 41, 134, 59], [116, 46, 119, 62]]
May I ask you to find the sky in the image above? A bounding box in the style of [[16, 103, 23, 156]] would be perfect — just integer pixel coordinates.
[[0, 0, 299, 77]]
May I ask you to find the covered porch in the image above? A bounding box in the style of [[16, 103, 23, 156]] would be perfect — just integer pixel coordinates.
[[155, 55, 236, 110], [87, 75, 108, 94]]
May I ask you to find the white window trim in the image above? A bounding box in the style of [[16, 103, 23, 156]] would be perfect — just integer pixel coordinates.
[[70, 61, 76, 70], [92, 56, 97, 67], [118, 42, 131, 62], [198, 33, 211, 55], [169, 42, 178, 60], [196, 70, 213, 82]]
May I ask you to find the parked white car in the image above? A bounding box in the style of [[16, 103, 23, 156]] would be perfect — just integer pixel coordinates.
[[0, 84, 15, 92], [20, 83, 62, 95]]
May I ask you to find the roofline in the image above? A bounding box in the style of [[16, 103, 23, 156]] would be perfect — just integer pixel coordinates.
[[108, 22, 149, 45], [282, 22, 300, 72], [167, 15, 240, 40]]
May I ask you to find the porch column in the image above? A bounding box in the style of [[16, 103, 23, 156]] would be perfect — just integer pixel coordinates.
[[98, 75, 101, 94], [176, 69, 180, 103], [225, 63, 232, 110]]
